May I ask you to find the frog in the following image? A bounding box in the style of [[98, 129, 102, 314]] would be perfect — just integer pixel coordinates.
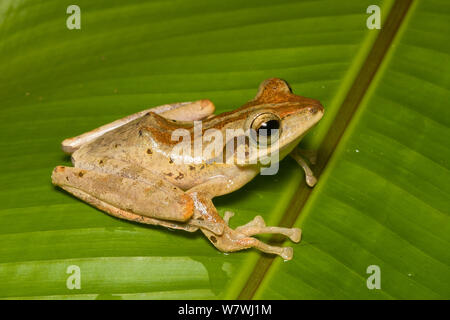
[[51, 78, 324, 260]]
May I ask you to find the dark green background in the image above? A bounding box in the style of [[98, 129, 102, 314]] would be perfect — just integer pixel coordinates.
[[0, 0, 448, 299]]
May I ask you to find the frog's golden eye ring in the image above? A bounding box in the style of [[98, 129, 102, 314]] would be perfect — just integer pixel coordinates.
[[249, 113, 282, 146]]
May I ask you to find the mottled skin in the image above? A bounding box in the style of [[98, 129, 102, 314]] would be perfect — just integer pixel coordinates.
[[52, 78, 324, 260]]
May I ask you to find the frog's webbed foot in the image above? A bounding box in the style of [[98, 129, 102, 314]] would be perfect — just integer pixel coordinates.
[[235, 215, 301, 243], [51, 165, 213, 233], [62, 100, 215, 154], [222, 212, 300, 243], [290, 148, 318, 187], [226, 214, 301, 259], [52, 165, 227, 235]]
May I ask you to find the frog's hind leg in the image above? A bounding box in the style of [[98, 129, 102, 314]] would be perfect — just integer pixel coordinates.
[[52, 165, 225, 235], [62, 99, 215, 154], [290, 148, 318, 187], [189, 193, 296, 260], [51, 166, 194, 222], [60, 184, 199, 233], [228, 236, 294, 261]]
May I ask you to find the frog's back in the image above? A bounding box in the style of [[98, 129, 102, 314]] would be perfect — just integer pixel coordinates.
[[70, 112, 244, 190], [72, 112, 178, 163]]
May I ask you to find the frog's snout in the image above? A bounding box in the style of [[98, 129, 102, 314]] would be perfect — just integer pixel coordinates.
[[308, 104, 324, 116]]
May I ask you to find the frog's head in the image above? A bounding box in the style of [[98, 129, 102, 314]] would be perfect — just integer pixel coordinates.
[[203, 78, 323, 166], [239, 78, 324, 163]]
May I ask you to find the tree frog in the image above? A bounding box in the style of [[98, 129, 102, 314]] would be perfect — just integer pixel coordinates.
[[51, 78, 324, 260]]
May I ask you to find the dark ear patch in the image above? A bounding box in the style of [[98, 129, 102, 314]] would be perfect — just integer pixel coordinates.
[[254, 78, 293, 103]]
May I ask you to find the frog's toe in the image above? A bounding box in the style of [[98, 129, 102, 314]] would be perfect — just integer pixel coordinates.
[[215, 234, 295, 260], [306, 175, 317, 187], [223, 211, 235, 225], [281, 247, 294, 261], [289, 228, 302, 243], [234, 216, 301, 243]]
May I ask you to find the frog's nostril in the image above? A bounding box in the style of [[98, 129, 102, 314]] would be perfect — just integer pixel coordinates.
[[309, 105, 324, 115], [310, 106, 318, 114]]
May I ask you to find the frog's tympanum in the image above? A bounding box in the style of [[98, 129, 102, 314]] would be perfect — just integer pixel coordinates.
[[52, 78, 324, 260]]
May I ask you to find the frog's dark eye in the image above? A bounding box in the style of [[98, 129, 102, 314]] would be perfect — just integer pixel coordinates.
[[250, 113, 281, 145], [257, 119, 280, 136]]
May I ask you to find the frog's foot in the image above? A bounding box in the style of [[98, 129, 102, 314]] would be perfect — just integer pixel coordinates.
[[290, 148, 318, 187], [201, 214, 299, 260], [203, 226, 294, 260], [235, 215, 301, 243], [230, 236, 294, 260], [189, 192, 297, 259], [222, 212, 300, 242]]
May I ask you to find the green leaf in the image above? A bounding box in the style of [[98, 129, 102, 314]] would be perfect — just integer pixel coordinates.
[[0, 0, 448, 300]]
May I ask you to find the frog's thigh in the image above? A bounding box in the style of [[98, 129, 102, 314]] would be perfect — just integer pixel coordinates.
[[61, 184, 198, 232], [62, 100, 215, 154], [51, 166, 194, 222], [71, 158, 224, 235]]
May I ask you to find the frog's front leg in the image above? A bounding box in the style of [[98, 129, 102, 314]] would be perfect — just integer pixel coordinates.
[[223, 211, 300, 242], [290, 148, 318, 187]]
